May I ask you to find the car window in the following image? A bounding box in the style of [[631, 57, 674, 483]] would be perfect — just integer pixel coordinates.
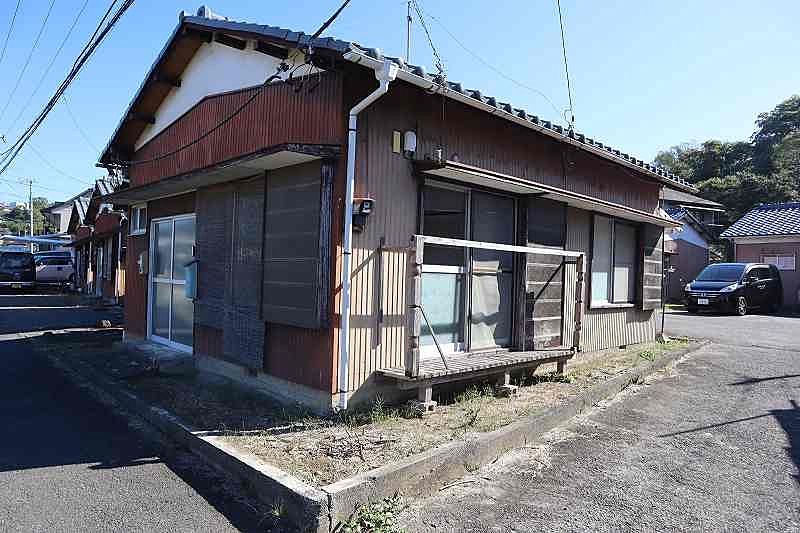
[[755, 267, 771, 280], [696, 264, 745, 282], [0, 253, 34, 269]]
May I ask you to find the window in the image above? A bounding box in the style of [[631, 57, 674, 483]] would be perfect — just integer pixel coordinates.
[[762, 254, 796, 271], [130, 204, 147, 235], [591, 215, 638, 305]]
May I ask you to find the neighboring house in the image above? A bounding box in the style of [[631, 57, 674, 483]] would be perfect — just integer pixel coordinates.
[[43, 188, 93, 235], [661, 188, 726, 239], [69, 180, 127, 302], [97, 9, 694, 413], [662, 207, 716, 302], [721, 202, 800, 309]]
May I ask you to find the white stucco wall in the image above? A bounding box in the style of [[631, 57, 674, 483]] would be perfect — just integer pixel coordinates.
[[669, 222, 708, 250], [134, 41, 313, 149]]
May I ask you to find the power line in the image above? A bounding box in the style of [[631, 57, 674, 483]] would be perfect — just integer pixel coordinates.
[[556, 0, 575, 128], [26, 143, 91, 185], [409, 0, 444, 78], [423, 10, 561, 119], [61, 94, 98, 152], [0, 0, 134, 177], [124, 0, 352, 167], [0, 0, 57, 126], [0, 0, 23, 71], [6, 0, 90, 136]]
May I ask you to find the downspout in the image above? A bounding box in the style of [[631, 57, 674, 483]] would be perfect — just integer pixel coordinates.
[[338, 59, 398, 411]]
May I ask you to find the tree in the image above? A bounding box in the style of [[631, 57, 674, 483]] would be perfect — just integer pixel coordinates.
[[697, 172, 796, 221], [654, 141, 752, 183], [0, 197, 55, 236], [751, 95, 800, 174]]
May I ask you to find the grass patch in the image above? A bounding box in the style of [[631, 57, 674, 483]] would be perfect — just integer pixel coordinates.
[[333, 495, 406, 533]]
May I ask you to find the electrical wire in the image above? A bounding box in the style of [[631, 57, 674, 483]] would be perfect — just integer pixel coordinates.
[[26, 143, 91, 185], [0, 0, 134, 177], [61, 94, 98, 152], [423, 11, 561, 119], [556, 0, 575, 128], [0, 0, 57, 125], [6, 0, 90, 136], [0, 0, 23, 72], [124, 0, 352, 167], [409, 0, 444, 78]]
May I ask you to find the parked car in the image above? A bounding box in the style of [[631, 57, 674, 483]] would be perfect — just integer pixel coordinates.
[[684, 263, 782, 315], [0, 251, 36, 289], [35, 256, 75, 284]]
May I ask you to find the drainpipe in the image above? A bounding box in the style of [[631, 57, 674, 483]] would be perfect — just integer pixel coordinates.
[[338, 59, 398, 411]]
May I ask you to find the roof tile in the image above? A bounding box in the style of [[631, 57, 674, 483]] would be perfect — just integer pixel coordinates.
[[721, 202, 800, 238]]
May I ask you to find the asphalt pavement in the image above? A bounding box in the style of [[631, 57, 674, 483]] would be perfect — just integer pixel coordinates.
[[0, 293, 265, 532], [399, 309, 800, 532]]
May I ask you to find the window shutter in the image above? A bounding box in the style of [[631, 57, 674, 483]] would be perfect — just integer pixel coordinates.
[[640, 223, 663, 310], [261, 160, 331, 329]]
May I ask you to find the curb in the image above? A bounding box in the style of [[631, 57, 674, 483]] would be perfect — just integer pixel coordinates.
[[43, 348, 329, 533], [321, 339, 710, 521], [42, 336, 709, 532]]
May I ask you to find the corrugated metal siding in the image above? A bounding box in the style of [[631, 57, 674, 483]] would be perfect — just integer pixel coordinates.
[[563, 207, 657, 351], [129, 72, 344, 186], [344, 99, 418, 392]]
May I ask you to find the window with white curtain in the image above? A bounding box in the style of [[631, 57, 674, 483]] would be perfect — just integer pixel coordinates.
[[591, 215, 638, 305]]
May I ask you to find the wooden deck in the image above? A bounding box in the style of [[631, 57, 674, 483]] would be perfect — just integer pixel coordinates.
[[379, 348, 574, 389]]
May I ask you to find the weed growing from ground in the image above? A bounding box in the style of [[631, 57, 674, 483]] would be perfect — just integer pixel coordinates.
[[333, 495, 406, 533]]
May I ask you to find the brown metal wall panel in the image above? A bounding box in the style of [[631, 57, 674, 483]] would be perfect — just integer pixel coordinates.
[[128, 73, 344, 186], [736, 241, 800, 306], [563, 207, 656, 351]]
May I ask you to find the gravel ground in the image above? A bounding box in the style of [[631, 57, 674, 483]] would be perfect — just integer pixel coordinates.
[[398, 312, 800, 532]]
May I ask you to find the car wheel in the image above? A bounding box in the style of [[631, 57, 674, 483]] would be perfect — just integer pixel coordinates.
[[736, 296, 748, 316]]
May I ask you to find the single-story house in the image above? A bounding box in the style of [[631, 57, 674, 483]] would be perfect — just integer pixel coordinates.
[[97, 8, 694, 413], [69, 180, 127, 302], [662, 207, 716, 302], [43, 188, 93, 235], [661, 188, 726, 239], [721, 202, 800, 309]]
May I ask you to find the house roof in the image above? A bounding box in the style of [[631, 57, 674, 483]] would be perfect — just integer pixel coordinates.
[[661, 188, 724, 209], [42, 187, 93, 214], [720, 202, 800, 239], [99, 8, 696, 193], [664, 206, 714, 242]]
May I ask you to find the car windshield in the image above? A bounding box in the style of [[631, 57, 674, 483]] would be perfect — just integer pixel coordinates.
[[0, 253, 34, 269], [696, 264, 745, 282]]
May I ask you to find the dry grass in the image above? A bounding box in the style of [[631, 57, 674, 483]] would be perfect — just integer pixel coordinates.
[[36, 336, 689, 488]]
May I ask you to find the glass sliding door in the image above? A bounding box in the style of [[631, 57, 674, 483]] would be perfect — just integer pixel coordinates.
[[420, 184, 517, 356], [420, 185, 467, 357], [469, 192, 515, 350], [149, 215, 195, 351]]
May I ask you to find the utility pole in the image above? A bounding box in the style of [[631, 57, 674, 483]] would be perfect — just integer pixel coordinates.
[[406, 1, 412, 63], [27, 178, 33, 252]]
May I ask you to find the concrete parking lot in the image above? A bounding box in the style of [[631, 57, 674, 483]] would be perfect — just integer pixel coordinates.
[[399, 310, 800, 532]]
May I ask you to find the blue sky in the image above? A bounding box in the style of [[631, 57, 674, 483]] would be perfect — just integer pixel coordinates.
[[0, 0, 798, 202]]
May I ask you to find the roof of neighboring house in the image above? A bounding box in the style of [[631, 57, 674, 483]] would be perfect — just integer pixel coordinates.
[[720, 202, 800, 238], [42, 187, 93, 214], [99, 7, 696, 193], [661, 188, 724, 209], [665, 206, 714, 242]]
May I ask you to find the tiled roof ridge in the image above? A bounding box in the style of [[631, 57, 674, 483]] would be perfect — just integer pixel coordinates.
[[182, 10, 693, 191]]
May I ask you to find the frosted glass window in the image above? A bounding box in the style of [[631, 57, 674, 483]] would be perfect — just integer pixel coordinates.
[[420, 272, 464, 349], [470, 272, 513, 350], [171, 284, 194, 347], [154, 221, 172, 278], [152, 283, 170, 339], [613, 223, 637, 303], [172, 218, 195, 280], [591, 216, 612, 303]]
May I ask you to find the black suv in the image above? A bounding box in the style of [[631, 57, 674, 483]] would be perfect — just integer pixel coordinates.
[[0, 250, 36, 290], [684, 263, 782, 315]]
